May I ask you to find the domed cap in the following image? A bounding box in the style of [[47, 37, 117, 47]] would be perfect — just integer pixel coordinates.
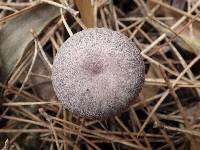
[[52, 28, 145, 120]]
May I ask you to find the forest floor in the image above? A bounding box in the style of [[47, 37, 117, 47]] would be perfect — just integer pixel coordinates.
[[1, 0, 200, 149]]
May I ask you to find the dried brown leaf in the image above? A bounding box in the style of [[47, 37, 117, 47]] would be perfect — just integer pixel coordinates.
[[0, 4, 60, 83], [148, 0, 200, 53], [148, 18, 200, 53]]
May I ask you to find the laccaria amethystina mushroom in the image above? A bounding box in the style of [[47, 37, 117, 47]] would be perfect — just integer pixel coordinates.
[[52, 28, 145, 120]]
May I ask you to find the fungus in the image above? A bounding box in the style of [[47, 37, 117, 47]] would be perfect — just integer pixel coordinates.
[[52, 28, 145, 120]]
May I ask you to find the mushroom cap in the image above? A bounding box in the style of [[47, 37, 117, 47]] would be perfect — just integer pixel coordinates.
[[52, 28, 145, 120]]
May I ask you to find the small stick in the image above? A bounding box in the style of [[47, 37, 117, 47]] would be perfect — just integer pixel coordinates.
[[1, 139, 9, 150], [39, 0, 79, 17]]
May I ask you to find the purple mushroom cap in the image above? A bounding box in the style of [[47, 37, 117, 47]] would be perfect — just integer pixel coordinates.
[[52, 28, 145, 120]]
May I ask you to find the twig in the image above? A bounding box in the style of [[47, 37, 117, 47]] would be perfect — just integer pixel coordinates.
[[1, 139, 9, 150], [39, 0, 79, 16], [39, 108, 61, 150]]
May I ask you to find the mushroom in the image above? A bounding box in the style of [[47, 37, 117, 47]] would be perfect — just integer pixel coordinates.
[[52, 28, 145, 120]]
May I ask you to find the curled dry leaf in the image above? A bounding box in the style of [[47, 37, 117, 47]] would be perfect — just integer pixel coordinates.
[[0, 4, 60, 83], [148, 0, 200, 53], [148, 17, 200, 53]]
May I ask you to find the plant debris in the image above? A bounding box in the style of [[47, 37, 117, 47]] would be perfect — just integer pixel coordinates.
[[0, 0, 200, 149]]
